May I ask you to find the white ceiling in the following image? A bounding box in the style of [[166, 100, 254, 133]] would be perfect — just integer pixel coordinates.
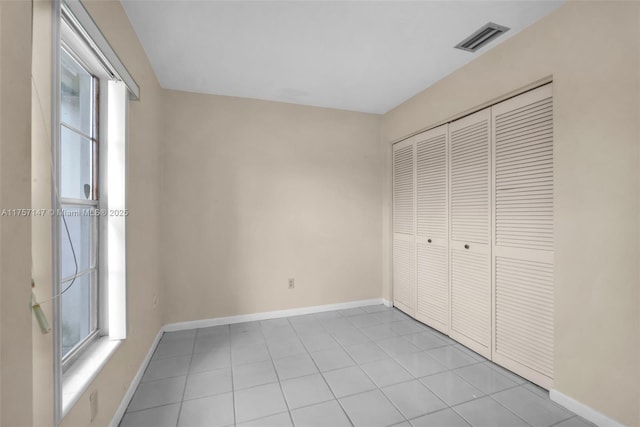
[[121, 0, 563, 114]]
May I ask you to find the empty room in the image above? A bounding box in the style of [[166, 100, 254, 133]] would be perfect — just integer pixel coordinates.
[[0, 0, 638, 426]]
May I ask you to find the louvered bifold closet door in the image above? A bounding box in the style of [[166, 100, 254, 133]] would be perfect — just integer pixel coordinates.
[[449, 108, 492, 358], [491, 84, 554, 389], [414, 125, 449, 334], [393, 139, 416, 316]]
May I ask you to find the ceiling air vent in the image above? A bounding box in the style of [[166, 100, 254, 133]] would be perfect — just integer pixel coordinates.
[[455, 22, 510, 52]]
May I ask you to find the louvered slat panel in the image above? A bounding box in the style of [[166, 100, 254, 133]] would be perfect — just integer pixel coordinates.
[[417, 243, 447, 328], [495, 256, 554, 378], [451, 248, 490, 349], [495, 95, 553, 250], [450, 120, 490, 244], [417, 133, 447, 239], [393, 145, 414, 235], [393, 238, 415, 311]]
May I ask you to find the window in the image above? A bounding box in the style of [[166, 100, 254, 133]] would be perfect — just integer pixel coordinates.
[[54, 0, 138, 420], [59, 47, 100, 362]]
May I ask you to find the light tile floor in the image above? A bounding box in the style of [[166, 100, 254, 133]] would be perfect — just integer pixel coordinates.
[[119, 305, 595, 427]]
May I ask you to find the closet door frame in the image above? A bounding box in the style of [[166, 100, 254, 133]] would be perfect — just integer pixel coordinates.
[[448, 107, 493, 359], [392, 137, 416, 317]]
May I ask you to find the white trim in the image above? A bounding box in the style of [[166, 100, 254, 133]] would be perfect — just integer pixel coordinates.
[[61, 0, 140, 99], [550, 389, 625, 427], [62, 337, 121, 417], [107, 330, 163, 427], [382, 298, 393, 308], [164, 298, 385, 332]]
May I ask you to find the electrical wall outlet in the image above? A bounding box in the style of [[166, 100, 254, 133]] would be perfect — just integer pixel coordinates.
[[288, 278, 295, 289], [90, 390, 98, 422]]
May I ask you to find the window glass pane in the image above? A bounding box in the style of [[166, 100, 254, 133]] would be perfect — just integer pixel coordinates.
[[61, 272, 95, 358], [61, 49, 93, 136], [60, 126, 93, 200], [60, 206, 95, 280]]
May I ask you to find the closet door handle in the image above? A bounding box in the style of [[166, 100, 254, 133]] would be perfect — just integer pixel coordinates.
[[427, 239, 432, 243], [464, 244, 469, 249]]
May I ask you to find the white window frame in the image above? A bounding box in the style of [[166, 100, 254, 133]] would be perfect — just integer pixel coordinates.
[[52, 0, 135, 422]]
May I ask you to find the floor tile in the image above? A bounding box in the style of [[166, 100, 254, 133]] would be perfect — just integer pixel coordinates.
[[267, 338, 307, 359], [362, 304, 392, 313], [194, 335, 230, 355], [314, 311, 343, 321], [454, 362, 518, 394], [389, 423, 412, 427], [141, 355, 190, 382], [344, 341, 389, 364], [119, 403, 181, 427], [310, 347, 355, 371], [231, 321, 261, 333], [237, 412, 293, 427], [153, 337, 195, 360], [273, 353, 318, 380], [427, 346, 478, 369], [323, 366, 377, 398], [231, 342, 271, 365], [492, 386, 574, 426], [487, 362, 528, 386], [420, 371, 483, 406], [523, 381, 549, 397], [280, 373, 334, 409], [453, 344, 486, 362], [184, 368, 232, 400], [402, 332, 449, 350], [390, 320, 426, 336], [360, 323, 399, 340], [231, 330, 265, 347], [197, 325, 229, 337], [321, 317, 356, 332], [552, 416, 597, 427], [331, 328, 370, 346], [360, 358, 413, 387], [298, 332, 339, 352], [340, 389, 405, 427], [235, 382, 288, 423], [161, 329, 197, 342], [128, 376, 186, 412], [260, 317, 291, 329], [233, 359, 277, 389], [337, 307, 367, 317], [190, 348, 231, 373], [452, 396, 529, 427], [349, 313, 385, 328], [410, 408, 471, 427], [394, 351, 448, 378], [382, 379, 447, 419], [290, 400, 351, 427], [178, 393, 234, 427], [376, 336, 421, 357]]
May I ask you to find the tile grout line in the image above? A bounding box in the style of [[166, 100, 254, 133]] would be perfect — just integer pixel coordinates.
[[174, 330, 200, 427], [287, 311, 358, 427], [257, 319, 297, 427]]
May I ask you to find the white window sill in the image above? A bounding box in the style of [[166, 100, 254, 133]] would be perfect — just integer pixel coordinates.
[[62, 336, 122, 417]]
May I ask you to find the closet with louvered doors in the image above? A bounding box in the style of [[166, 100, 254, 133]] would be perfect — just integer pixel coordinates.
[[392, 138, 416, 316], [448, 108, 492, 358], [491, 84, 554, 389], [414, 125, 449, 334]]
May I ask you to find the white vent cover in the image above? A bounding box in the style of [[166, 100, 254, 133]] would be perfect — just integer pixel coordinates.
[[455, 22, 510, 52]]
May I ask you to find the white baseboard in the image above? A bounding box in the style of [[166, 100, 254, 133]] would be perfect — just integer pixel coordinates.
[[108, 329, 163, 427], [550, 389, 625, 427], [163, 298, 386, 332], [382, 298, 393, 308], [111, 298, 388, 426]]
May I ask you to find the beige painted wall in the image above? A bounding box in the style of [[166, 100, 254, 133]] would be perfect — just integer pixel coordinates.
[[381, 2, 640, 425], [30, 0, 164, 426], [160, 91, 382, 324], [1, 1, 34, 426]]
